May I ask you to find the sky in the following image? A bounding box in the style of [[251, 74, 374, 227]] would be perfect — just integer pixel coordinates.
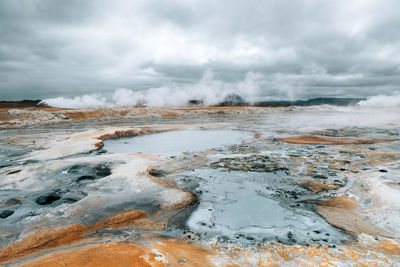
[[0, 0, 400, 101]]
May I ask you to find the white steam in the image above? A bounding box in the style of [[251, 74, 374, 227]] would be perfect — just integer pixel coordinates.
[[41, 72, 263, 109], [42, 94, 109, 109], [357, 93, 400, 107]]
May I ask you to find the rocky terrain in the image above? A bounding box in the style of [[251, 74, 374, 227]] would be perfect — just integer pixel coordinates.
[[0, 105, 400, 266]]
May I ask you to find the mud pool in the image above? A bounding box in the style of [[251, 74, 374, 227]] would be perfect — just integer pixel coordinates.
[[172, 169, 346, 245]]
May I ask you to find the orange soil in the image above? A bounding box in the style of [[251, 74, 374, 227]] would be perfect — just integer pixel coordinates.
[[278, 135, 396, 145], [141, 239, 214, 267], [93, 210, 147, 230], [300, 180, 340, 192], [97, 128, 164, 140], [377, 240, 400, 255], [155, 110, 181, 118], [314, 196, 357, 209], [314, 197, 386, 236], [0, 224, 87, 263], [0, 209, 166, 264], [17, 242, 152, 267], [65, 110, 106, 120], [6, 230, 400, 266], [94, 128, 168, 148], [17, 239, 214, 267]]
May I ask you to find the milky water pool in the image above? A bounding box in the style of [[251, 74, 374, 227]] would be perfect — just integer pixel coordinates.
[[104, 129, 249, 154], [172, 169, 347, 245]]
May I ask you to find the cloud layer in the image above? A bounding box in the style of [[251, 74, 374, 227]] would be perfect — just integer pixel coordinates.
[[1, 0, 400, 100]]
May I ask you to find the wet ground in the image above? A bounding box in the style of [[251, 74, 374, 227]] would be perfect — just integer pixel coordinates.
[[0, 106, 400, 266]]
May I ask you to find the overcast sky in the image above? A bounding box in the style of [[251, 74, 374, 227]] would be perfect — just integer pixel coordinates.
[[1, 0, 400, 100]]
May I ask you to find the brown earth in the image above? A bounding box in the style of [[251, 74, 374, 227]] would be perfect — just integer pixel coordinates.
[[93, 210, 147, 230], [0, 101, 43, 109], [94, 128, 169, 148], [0, 224, 87, 263], [17, 242, 152, 267], [97, 128, 164, 140], [14, 237, 400, 267], [0, 198, 195, 264], [311, 197, 388, 236], [16, 238, 215, 267], [279, 135, 396, 145], [300, 180, 340, 192], [0, 209, 165, 264]]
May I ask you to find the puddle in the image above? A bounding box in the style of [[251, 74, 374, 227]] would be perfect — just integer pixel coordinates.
[[104, 130, 248, 154], [173, 169, 347, 245]]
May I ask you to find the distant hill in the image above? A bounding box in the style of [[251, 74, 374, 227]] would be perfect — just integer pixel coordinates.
[[0, 100, 47, 109], [255, 97, 366, 106]]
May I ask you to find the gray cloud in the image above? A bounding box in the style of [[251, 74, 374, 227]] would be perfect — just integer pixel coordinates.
[[0, 0, 399, 100]]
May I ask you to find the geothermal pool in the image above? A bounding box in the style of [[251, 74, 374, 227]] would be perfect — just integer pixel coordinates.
[[104, 129, 249, 154], [173, 169, 346, 245]]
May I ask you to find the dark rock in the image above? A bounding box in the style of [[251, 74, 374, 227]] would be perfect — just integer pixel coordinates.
[[188, 99, 204, 106], [36, 192, 61, 205], [0, 210, 14, 219], [61, 191, 88, 203], [94, 165, 111, 176], [0, 164, 12, 169], [287, 231, 296, 243], [378, 169, 388, 173], [96, 149, 107, 154], [148, 168, 166, 177], [7, 169, 21, 175], [77, 175, 96, 182], [217, 94, 247, 106], [67, 164, 86, 174], [313, 174, 328, 179]]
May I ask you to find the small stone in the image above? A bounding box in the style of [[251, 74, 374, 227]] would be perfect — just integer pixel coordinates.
[[7, 169, 21, 175], [287, 231, 296, 243], [5, 198, 23, 206], [77, 175, 96, 182], [36, 192, 61, 205], [178, 258, 186, 264], [94, 165, 112, 176], [0, 210, 14, 219]]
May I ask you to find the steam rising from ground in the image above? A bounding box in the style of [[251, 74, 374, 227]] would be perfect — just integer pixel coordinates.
[[42, 94, 110, 109], [41, 71, 400, 109], [357, 93, 400, 107], [42, 72, 262, 108]]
